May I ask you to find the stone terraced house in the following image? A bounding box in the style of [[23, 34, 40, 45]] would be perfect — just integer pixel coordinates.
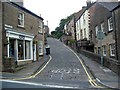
[[0, 1, 44, 72]]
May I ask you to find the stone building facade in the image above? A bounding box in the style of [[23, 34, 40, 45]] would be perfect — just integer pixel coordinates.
[[0, 2, 3, 71], [1, 2, 44, 71], [112, 4, 120, 60], [89, 2, 118, 59], [75, 7, 94, 52]]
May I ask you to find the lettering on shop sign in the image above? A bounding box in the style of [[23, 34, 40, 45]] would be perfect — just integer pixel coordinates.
[[19, 35, 25, 40]]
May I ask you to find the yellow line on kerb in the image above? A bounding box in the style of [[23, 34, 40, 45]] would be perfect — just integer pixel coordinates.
[[64, 44, 103, 88], [3, 55, 52, 81]]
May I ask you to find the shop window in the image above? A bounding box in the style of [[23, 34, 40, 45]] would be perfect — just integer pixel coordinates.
[[18, 40, 24, 60], [25, 41, 31, 59]]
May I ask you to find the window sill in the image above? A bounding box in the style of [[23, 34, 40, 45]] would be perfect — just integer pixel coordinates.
[[110, 56, 115, 59], [108, 30, 113, 33], [17, 25, 25, 29]]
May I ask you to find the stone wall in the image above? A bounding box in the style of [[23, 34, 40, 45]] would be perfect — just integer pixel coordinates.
[[113, 6, 120, 61], [3, 57, 15, 72], [79, 50, 120, 75], [0, 2, 3, 72]]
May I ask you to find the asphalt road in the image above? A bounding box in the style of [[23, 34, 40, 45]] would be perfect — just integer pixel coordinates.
[[2, 38, 104, 89], [24, 38, 98, 89]]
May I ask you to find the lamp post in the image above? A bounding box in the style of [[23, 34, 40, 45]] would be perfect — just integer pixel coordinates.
[[97, 30, 105, 66]]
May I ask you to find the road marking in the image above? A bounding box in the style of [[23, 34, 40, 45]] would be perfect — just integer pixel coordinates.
[[2, 55, 52, 81], [1, 79, 79, 89], [63, 44, 103, 88]]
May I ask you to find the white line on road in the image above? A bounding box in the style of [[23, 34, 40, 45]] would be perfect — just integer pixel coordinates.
[[2, 55, 52, 81], [1, 79, 79, 89]]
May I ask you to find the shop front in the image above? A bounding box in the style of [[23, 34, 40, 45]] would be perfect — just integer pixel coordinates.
[[6, 29, 34, 65]]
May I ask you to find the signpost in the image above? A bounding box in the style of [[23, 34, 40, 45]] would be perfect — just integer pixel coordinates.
[[97, 30, 105, 66]]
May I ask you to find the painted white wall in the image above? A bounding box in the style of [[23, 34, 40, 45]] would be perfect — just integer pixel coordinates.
[[76, 19, 81, 40], [76, 10, 90, 41]]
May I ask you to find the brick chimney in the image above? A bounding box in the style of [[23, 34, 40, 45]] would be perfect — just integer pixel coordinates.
[[86, 0, 94, 8]]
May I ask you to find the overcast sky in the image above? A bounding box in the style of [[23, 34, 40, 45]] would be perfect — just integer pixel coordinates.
[[24, 0, 89, 32]]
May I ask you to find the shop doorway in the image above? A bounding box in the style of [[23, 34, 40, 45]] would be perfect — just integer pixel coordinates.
[[9, 39, 15, 57], [18, 40, 24, 60]]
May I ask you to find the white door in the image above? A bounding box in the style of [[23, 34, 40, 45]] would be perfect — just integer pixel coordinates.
[[39, 41, 43, 56], [33, 44, 37, 61]]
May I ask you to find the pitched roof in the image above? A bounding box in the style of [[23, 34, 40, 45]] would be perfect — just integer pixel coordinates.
[[74, 7, 87, 21], [8, 2, 44, 20], [98, 2, 119, 11], [111, 2, 120, 11]]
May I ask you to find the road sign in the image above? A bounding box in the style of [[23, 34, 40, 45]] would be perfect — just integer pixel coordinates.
[[97, 30, 105, 40], [97, 30, 105, 66]]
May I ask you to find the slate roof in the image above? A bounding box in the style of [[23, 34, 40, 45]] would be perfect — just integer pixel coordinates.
[[111, 2, 120, 11], [74, 7, 87, 21], [98, 2, 119, 11], [8, 2, 44, 20]]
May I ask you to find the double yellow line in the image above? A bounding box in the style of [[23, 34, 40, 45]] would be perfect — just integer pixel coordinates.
[[64, 45, 103, 88], [1, 55, 52, 81]]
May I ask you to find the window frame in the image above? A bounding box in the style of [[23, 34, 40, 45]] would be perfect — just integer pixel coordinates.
[[100, 22, 105, 33], [108, 17, 113, 31], [102, 45, 106, 56], [84, 28, 86, 38], [18, 12, 24, 27], [38, 21, 43, 33], [109, 43, 115, 56], [95, 26, 98, 36], [98, 47, 101, 55]]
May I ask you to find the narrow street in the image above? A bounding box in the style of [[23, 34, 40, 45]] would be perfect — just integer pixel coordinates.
[[1, 1, 120, 90], [8, 38, 103, 89], [32, 38, 91, 88]]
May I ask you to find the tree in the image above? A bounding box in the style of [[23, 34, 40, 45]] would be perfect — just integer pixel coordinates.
[[52, 13, 74, 39]]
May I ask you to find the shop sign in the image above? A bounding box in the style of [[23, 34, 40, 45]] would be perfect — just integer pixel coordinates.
[[19, 35, 25, 40]]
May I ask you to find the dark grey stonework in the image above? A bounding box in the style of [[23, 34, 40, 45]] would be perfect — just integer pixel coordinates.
[[0, 2, 3, 71], [88, 2, 118, 59], [112, 5, 120, 61], [1, 2, 44, 71]]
